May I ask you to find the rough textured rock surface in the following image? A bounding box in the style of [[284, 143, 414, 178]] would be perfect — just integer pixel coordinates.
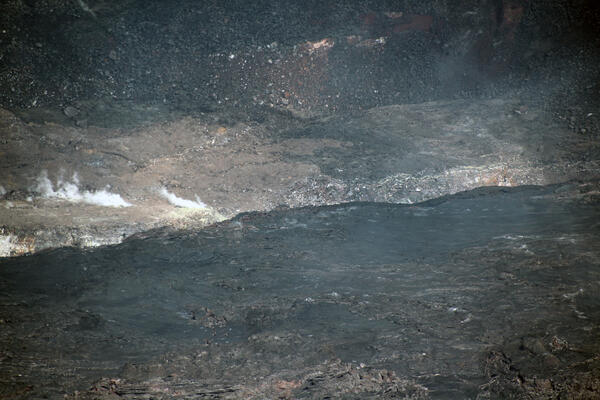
[[1, 0, 599, 116], [1, 1, 599, 398], [1, 183, 599, 399]]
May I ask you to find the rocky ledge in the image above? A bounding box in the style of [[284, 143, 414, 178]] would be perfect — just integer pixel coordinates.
[[1, 97, 599, 257]]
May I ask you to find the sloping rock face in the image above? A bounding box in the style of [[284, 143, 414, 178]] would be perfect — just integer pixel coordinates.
[[1, 0, 599, 114]]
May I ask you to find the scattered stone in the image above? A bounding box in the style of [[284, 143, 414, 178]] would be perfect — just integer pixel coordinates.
[[542, 353, 561, 369], [63, 105, 80, 118], [522, 337, 546, 355], [549, 336, 569, 352]]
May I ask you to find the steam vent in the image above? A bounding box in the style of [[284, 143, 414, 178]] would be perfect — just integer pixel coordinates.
[[1, 1, 600, 398]]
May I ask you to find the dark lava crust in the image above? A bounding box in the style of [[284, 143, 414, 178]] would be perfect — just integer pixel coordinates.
[[1, 183, 599, 399]]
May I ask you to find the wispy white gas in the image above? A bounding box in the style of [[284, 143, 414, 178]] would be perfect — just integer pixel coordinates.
[[34, 171, 131, 207], [159, 188, 206, 209]]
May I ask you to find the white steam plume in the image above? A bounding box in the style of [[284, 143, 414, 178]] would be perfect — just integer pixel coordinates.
[[34, 171, 131, 207], [159, 188, 206, 209]]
